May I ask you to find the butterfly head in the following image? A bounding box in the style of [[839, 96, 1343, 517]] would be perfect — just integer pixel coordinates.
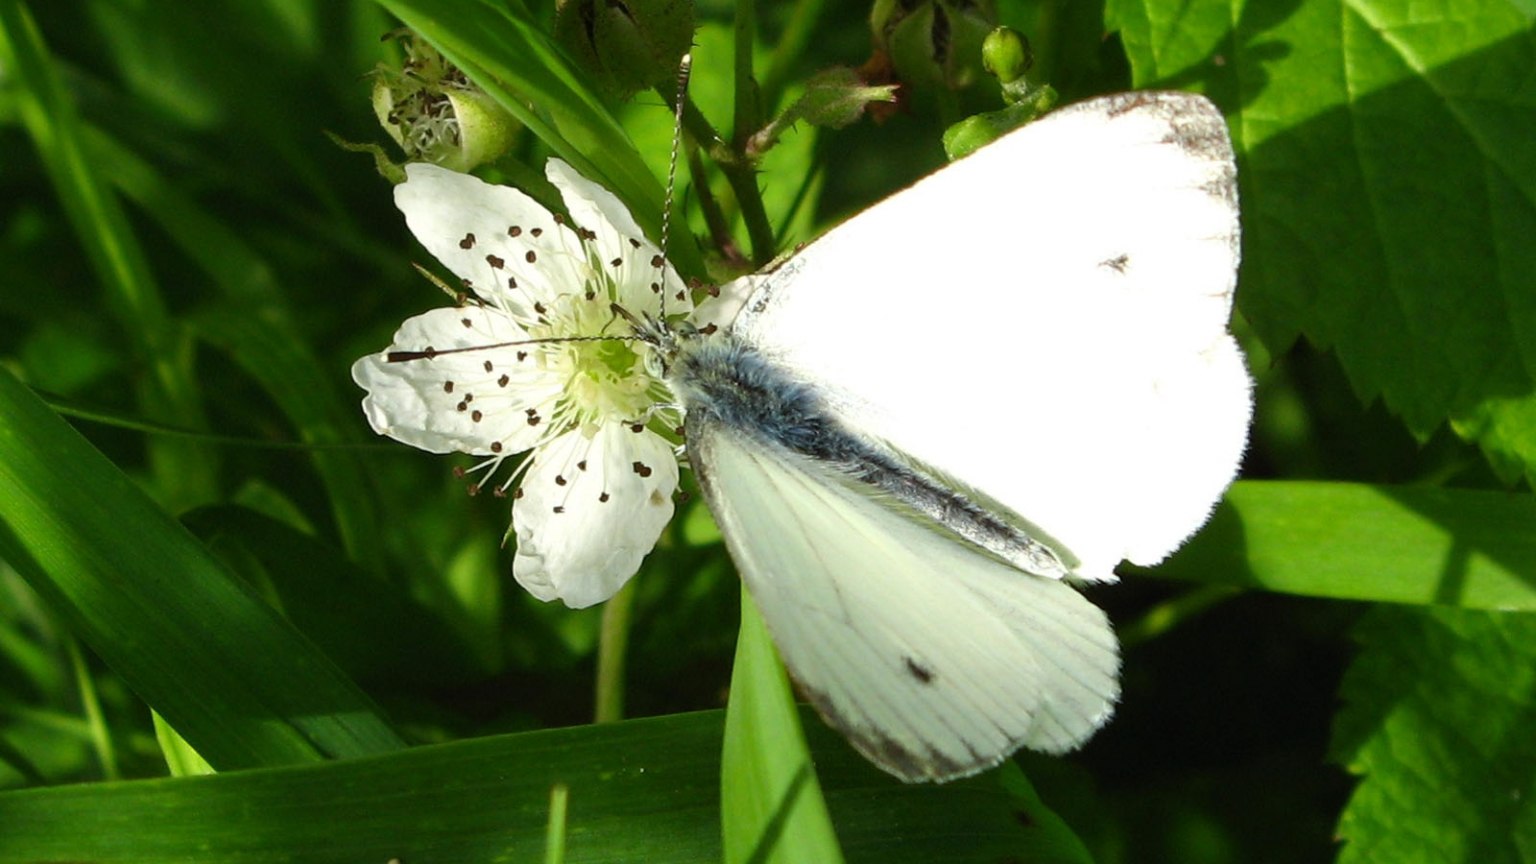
[[610, 301, 704, 381]]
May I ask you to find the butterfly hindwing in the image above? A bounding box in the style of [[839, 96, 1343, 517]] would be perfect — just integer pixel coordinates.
[[689, 417, 1120, 783]]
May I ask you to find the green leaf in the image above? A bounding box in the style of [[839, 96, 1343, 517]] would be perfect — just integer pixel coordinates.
[[1152, 481, 1536, 609], [0, 709, 1059, 864], [152, 713, 214, 778], [1108, 0, 1536, 482], [1331, 606, 1536, 862], [995, 764, 1098, 864], [0, 368, 402, 770], [721, 591, 843, 864]]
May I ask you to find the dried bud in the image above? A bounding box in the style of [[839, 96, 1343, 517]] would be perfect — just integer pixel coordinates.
[[371, 33, 519, 171]]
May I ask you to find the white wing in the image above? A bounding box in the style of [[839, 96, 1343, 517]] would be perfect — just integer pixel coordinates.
[[691, 420, 1119, 783], [731, 92, 1250, 581]]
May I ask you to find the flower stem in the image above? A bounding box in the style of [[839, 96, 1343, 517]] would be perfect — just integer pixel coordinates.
[[594, 576, 638, 723]]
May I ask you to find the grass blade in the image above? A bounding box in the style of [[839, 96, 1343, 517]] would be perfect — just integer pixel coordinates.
[[0, 368, 402, 769]]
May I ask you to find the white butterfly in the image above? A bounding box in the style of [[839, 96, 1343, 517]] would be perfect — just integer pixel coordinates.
[[356, 91, 1250, 783], [631, 90, 1249, 781]]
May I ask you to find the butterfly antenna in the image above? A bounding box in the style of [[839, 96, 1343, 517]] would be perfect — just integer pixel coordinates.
[[658, 53, 691, 320], [385, 333, 633, 364]]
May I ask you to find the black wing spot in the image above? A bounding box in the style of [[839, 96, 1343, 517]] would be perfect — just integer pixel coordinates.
[[904, 656, 935, 684]]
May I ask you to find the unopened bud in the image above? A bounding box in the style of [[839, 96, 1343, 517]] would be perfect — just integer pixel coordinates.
[[981, 27, 1031, 85], [554, 0, 694, 98], [869, 0, 995, 93]]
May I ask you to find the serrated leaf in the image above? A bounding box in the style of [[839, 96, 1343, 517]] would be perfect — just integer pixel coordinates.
[[1108, 0, 1536, 481], [1331, 606, 1536, 863]]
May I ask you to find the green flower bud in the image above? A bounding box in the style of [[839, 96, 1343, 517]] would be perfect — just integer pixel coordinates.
[[939, 24, 1058, 158], [981, 26, 1031, 85]]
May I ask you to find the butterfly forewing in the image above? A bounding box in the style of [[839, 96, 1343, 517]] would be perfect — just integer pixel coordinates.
[[730, 92, 1250, 583]]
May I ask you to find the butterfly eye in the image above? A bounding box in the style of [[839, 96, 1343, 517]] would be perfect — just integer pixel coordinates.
[[642, 346, 668, 379]]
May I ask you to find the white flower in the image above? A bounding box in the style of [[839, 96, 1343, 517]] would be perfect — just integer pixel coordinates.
[[353, 161, 712, 608]]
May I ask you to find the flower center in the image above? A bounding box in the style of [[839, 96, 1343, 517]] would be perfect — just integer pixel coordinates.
[[530, 289, 661, 436]]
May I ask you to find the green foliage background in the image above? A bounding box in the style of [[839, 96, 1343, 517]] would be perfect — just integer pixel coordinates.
[[1, 0, 1533, 861]]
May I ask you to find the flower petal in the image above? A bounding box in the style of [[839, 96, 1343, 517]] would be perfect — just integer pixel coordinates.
[[512, 423, 679, 608], [352, 307, 562, 455], [695, 272, 757, 333], [545, 159, 650, 248], [545, 160, 691, 317], [395, 163, 590, 317]]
